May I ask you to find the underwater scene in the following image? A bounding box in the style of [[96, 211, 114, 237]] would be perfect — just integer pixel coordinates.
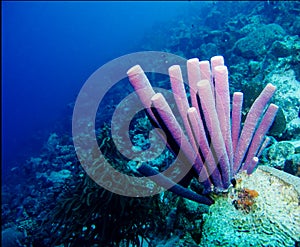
[[2, 1, 300, 246]]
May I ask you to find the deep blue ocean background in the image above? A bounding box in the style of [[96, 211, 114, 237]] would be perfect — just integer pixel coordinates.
[[2, 1, 200, 182]]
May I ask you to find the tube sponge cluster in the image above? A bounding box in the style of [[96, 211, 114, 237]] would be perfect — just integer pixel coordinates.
[[127, 55, 278, 195]]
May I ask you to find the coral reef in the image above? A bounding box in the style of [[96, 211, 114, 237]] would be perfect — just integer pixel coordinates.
[[200, 166, 300, 247], [48, 175, 164, 246], [2, 2, 300, 246], [143, 2, 300, 143], [233, 24, 286, 59]]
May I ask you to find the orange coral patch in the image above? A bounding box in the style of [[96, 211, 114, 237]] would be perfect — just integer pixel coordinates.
[[244, 188, 259, 197]]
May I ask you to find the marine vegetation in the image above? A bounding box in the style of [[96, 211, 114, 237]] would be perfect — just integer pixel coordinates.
[[49, 174, 163, 246]]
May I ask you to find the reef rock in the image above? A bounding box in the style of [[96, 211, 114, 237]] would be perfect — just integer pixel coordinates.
[[233, 24, 285, 59], [200, 166, 300, 247]]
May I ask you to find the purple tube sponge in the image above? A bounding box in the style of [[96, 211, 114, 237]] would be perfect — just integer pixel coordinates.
[[127, 55, 278, 196], [137, 162, 214, 205]]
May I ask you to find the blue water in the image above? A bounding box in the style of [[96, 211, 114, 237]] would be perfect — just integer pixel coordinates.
[[2, 1, 201, 180]]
